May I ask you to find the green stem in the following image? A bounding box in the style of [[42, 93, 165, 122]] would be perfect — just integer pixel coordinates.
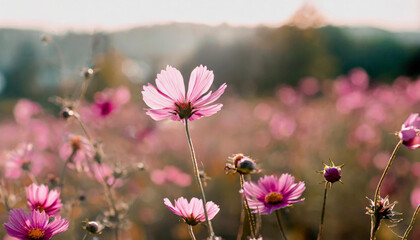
[[184, 120, 215, 239], [402, 205, 420, 240], [371, 140, 402, 240], [188, 225, 197, 240], [240, 174, 257, 238], [317, 182, 329, 240], [275, 210, 288, 240]]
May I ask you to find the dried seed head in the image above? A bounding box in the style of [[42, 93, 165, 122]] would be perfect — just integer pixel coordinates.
[[225, 153, 260, 175]]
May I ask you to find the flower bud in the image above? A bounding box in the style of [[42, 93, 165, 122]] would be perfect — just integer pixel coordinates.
[[226, 153, 260, 175], [83, 221, 102, 235], [323, 166, 341, 183], [81, 67, 94, 80], [321, 161, 343, 184]]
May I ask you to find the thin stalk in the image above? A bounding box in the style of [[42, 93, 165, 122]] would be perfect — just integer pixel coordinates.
[[76, 78, 90, 109], [275, 210, 288, 240], [59, 149, 76, 188], [239, 174, 256, 238], [26, 171, 38, 184], [74, 116, 92, 142], [236, 205, 245, 240], [371, 140, 402, 239], [1, 186, 10, 212], [98, 165, 120, 240], [317, 182, 329, 240], [82, 233, 88, 240], [188, 225, 197, 240], [402, 205, 420, 240], [184, 120, 215, 239]]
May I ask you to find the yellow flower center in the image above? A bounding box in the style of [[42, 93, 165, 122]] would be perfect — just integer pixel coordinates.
[[28, 228, 44, 239], [35, 206, 45, 213], [265, 192, 283, 204], [71, 136, 82, 150]]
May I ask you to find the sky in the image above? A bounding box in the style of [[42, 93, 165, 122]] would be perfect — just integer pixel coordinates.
[[1, 0, 419, 33]]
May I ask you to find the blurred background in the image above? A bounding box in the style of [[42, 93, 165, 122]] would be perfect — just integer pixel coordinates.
[[0, 0, 419, 239]]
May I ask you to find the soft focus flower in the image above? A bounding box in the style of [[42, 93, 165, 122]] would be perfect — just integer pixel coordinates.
[[27, 183, 62, 216], [151, 166, 191, 187], [411, 187, 420, 209], [88, 163, 123, 188], [5, 143, 42, 179], [366, 196, 402, 223], [225, 153, 260, 175], [59, 133, 94, 171], [142, 65, 227, 121], [4, 209, 68, 240], [398, 113, 420, 150], [13, 99, 41, 125], [163, 197, 220, 225], [321, 162, 343, 184], [92, 86, 131, 118], [243, 174, 305, 214]]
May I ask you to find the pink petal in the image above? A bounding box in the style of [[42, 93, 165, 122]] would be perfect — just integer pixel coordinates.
[[190, 104, 223, 120], [187, 65, 214, 103], [145, 108, 178, 121], [142, 83, 175, 109], [155, 66, 185, 103], [194, 83, 227, 107]]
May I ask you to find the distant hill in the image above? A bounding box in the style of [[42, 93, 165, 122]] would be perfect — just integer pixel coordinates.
[[0, 23, 419, 98]]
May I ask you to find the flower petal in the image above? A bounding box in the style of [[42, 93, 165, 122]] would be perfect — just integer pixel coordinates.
[[187, 65, 214, 103], [156, 66, 185, 103]]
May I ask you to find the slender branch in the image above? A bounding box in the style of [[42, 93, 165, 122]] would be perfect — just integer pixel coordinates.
[[188, 225, 197, 240], [82, 233, 88, 240], [402, 205, 420, 240], [59, 149, 77, 188], [184, 120, 215, 239], [236, 205, 245, 240], [317, 182, 329, 240], [275, 210, 288, 240], [371, 140, 402, 239], [239, 174, 256, 238], [74, 116, 92, 142]]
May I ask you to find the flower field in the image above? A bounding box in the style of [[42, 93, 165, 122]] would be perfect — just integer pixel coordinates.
[[0, 65, 419, 240]]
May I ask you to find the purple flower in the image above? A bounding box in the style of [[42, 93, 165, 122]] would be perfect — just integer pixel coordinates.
[[243, 174, 305, 214], [398, 113, 420, 150], [163, 197, 220, 225], [142, 65, 227, 121], [4, 209, 68, 240], [322, 162, 343, 183], [92, 86, 130, 118], [27, 183, 62, 216]]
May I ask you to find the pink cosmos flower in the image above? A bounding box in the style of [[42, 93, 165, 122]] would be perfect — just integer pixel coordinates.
[[4, 209, 68, 240], [5, 143, 42, 179], [27, 183, 62, 216], [142, 65, 227, 121], [150, 166, 191, 187], [13, 99, 42, 125], [92, 86, 131, 118], [243, 174, 305, 214], [88, 163, 123, 188], [59, 133, 94, 171], [398, 113, 420, 150], [163, 197, 220, 225]]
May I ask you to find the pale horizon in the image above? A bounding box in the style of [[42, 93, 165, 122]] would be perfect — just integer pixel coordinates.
[[1, 0, 419, 33]]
